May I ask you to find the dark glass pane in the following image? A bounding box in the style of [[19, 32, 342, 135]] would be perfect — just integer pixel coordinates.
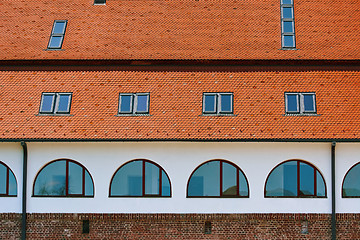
[[120, 95, 132, 113], [281, 0, 293, 4], [84, 170, 94, 196], [136, 95, 149, 113], [283, 21, 294, 33], [0, 164, 6, 194], [34, 161, 66, 196], [266, 161, 297, 196], [48, 36, 63, 49], [94, 0, 106, 3], [220, 94, 232, 113], [8, 170, 17, 196], [53, 22, 66, 34], [343, 164, 360, 197], [239, 170, 248, 196], [286, 94, 298, 112], [282, 7, 293, 18], [283, 35, 295, 48], [316, 171, 326, 197], [204, 94, 216, 113], [40, 94, 55, 113], [161, 170, 171, 196], [145, 162, 159, 195], [299, 162, 315, 196], [57, 94, 71, 113], [110, 161, 142, 196], [68, 162, 83, 195], [303, 94, 315, 112], [222, 162, 237, 196], [188, 161, 220, 197]]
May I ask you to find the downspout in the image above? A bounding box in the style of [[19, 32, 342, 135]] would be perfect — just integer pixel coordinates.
[[331, 141, 336, 240], [21, 141, 27, 240]]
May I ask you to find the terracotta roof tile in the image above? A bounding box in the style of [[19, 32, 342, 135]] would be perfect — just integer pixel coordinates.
[[0, 70, 359, 140], [0, 0, 359, 60]]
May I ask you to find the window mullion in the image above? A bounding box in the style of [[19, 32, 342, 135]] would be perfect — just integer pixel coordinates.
[[220, 161, 223, 197], [159, 168, 162, 196], [66, 160, 69, 196], [297, 161, 300, 197], [142, 160, 145, 196], [6, 168, 9, 196]]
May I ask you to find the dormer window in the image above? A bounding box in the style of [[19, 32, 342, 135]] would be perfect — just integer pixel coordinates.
[[203, 93, 233, 115], [39, 93, 72, 114], [47, 20, 67, 49], [285, 92, 316, 114], [118, 93, 150, 114], [94, 0, 106, 5]]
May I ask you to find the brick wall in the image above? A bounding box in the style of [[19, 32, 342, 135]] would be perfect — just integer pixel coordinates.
[[0, 213, 359, 239]]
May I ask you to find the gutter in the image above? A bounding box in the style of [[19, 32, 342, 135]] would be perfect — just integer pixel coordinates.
[[20, 141, 27, 240], [331, 142, 336, 240]]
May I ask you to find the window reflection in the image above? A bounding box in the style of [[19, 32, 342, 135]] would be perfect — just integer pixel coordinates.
[[343, 163, 360, 197], [187, 160, 249, 197], [33, 159, 94, 197], [265, 160, 326, 198], [110, 159, 171, 197]]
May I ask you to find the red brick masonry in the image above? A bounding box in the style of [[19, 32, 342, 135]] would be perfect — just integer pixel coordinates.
[[1, 213, 359, 239]]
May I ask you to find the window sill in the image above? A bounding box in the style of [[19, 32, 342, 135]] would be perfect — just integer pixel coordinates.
[[44, 49, 65, 51], [187, 196, 249, 198], [283, 113, 320, 116], [36, 113, 73, 116], [32, 195, 94, 198], [109, 195, 171, 198], [265, 196, 327, 198], [116, 113, 151, 117], [201, 113, 236, 117]]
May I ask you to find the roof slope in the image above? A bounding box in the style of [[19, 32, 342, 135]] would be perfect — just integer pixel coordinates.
[[1, 70, 360, 141], [0, 0, 359, 60]]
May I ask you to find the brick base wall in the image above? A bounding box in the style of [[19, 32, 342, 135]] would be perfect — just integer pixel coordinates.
[[0, 213, 359, 239]]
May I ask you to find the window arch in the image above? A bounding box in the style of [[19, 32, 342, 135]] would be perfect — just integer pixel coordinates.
[[342, 162, 360, 198], [33, 159, 94, 197], [187, 160, 249, 198], [265, 160, 326, 198], [110, 159, 171, 197], [0, 161, 17, 197]]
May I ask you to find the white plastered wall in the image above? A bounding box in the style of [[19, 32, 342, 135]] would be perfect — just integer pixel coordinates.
[[1, 141, 359, 214], [0, 143, 23, 213]]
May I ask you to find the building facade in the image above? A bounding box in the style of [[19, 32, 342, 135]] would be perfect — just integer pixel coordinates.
[[0, 0, 360, 239]]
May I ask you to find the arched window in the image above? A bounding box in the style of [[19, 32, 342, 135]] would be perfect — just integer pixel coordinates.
[[265, 160, 326, 198], [187, 160, 249, 198], [342, 162, 360, 197], [0, 161, 17, 197], [33, 159, 94, 197], [110, 159, 171, 197]]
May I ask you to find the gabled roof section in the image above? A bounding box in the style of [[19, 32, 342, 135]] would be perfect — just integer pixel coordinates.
[[1, 70, 360, 141], [0, 0, 359, 60]]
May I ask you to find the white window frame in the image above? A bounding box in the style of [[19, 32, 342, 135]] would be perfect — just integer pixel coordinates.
[[285, 92, 316, 114], [47, 20, 67, 49], [118, 93, 150, 114], [40, 92, 72, 114], [203, 93, 233, 114]]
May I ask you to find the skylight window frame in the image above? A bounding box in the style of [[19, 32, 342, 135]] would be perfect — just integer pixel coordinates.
[[281, 1, 296, 49], [285, 92, 316, 115], [203, 92, 234, 115], [39, 92, 72, 115], [47, 20, 67, 50], [118, 93, 150, 115]]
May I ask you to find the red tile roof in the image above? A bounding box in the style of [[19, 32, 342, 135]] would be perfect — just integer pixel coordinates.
[[0, 0, 359, 60], [1, 70, 360, 141]]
